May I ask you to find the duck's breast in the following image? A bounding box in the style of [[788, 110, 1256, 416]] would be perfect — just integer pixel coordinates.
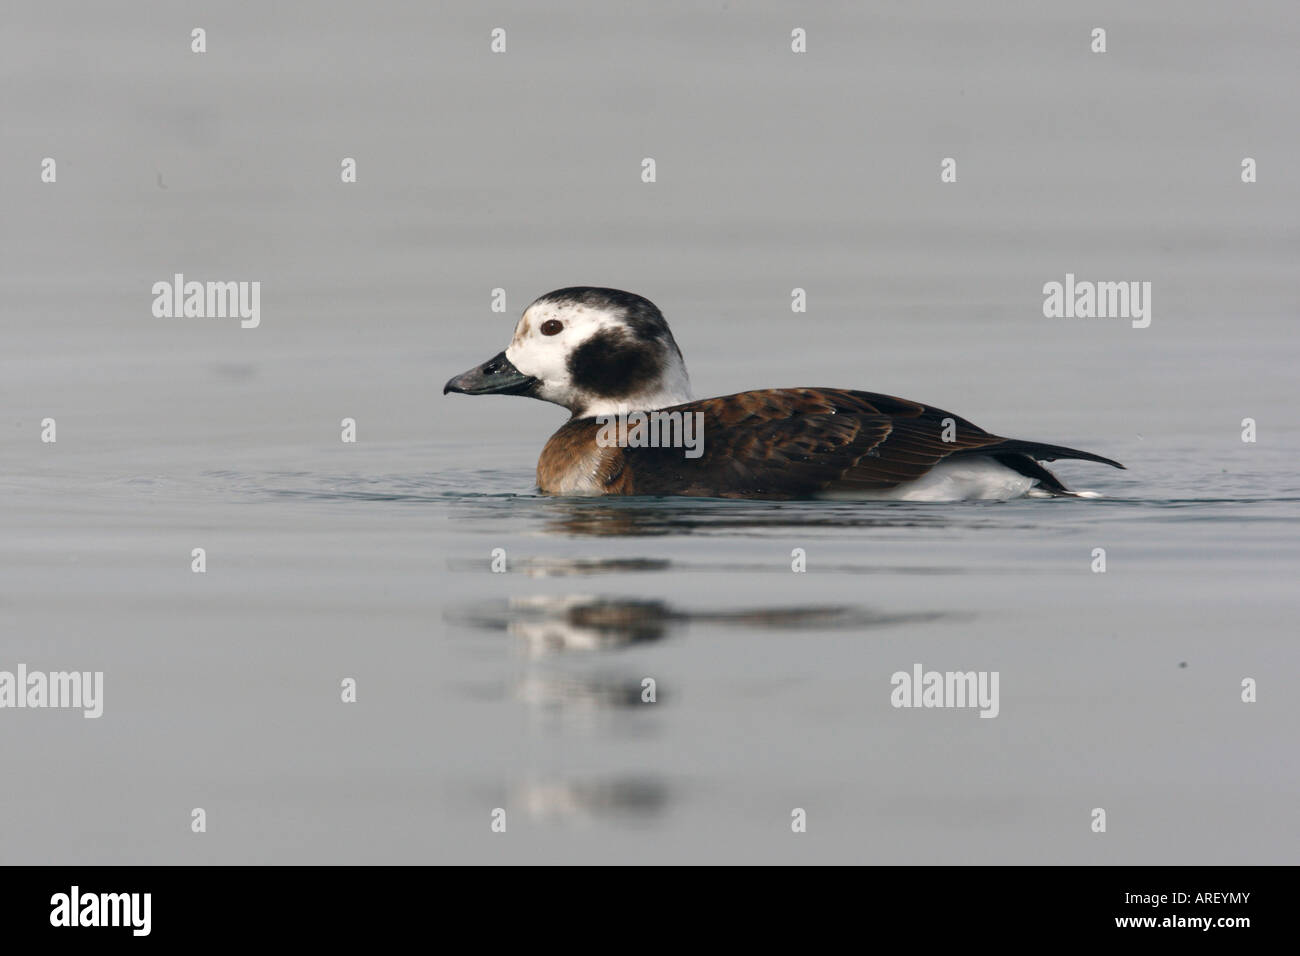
[[537, 420, 631, 495]]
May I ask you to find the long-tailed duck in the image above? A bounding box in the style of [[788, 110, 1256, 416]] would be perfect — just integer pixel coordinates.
[[444, 287, 1124, 500]]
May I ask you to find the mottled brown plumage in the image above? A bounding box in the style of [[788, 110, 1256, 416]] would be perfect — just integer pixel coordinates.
[[536, 388, 1122, 499]]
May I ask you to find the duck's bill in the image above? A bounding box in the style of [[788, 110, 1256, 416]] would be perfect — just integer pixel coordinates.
[[443, 351, 539, 396]]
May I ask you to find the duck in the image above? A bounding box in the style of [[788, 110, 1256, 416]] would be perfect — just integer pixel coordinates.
[[444, 287, 1124, 500]]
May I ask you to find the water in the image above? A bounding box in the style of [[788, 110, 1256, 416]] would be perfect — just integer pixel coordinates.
[[2, 0, 1298, 863]]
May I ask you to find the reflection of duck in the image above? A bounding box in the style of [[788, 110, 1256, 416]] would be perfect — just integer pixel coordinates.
[[528, 498, 1024, 538], [515, 673, 653, 711], [446, 287, 1123, 500], [510, 596, 671, 653], [515, 777, 671, 823], [451, 595, 946, 655], [514, 556, 671, 577]]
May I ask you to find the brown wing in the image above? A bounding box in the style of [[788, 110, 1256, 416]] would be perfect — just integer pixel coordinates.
[[622, 388, 1010, 499]]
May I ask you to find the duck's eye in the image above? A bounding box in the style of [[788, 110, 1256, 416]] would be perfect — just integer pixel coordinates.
[[540, 319, 563, 336]]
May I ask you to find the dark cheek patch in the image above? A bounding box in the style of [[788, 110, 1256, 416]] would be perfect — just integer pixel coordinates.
[[567, 329, 660, 397]]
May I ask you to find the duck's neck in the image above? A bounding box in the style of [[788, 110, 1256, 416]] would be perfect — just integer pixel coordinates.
[[571, 360, 693, 419]]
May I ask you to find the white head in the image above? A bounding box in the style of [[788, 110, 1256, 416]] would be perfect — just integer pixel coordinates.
[[445, 288, 692, 418]]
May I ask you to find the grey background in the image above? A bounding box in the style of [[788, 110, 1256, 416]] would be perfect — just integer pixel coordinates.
[[1, 0, 1297, 864]]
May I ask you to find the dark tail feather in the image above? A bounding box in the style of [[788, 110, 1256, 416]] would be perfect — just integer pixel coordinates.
[[982, 439, 1125, 470], [991, 453, 1070, 494]]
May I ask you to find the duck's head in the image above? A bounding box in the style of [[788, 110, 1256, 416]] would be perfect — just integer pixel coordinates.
[[444, 287, 692, 418]]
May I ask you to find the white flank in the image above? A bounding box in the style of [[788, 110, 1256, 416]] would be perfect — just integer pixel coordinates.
[[817, 458, 1037, 502]]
